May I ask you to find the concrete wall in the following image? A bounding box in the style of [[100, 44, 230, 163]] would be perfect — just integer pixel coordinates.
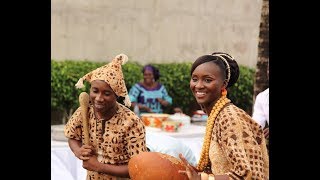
[[51, 0, 262, 68]]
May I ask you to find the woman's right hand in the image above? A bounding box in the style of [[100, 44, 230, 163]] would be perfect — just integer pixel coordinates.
[[141, 105, 152, 112], [75, 144, 94, 160], [146, 107, 152, 112]]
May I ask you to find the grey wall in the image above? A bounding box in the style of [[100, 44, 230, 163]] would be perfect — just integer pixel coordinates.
[[51, 0, 262, 68]]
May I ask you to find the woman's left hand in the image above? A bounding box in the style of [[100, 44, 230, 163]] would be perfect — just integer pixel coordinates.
[[178, 153, 200, 180]]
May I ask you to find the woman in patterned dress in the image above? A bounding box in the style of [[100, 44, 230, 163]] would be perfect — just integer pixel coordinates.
[[179, 52, 269, 180], [64, 54, 147, 180], [128, 64, 172, 114]]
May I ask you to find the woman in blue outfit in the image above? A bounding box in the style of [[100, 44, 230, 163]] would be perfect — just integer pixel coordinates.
[[129, 64, 172, 113]]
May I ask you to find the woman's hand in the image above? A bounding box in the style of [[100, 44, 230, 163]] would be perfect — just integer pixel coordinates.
[[74, 144, 94, 160], [141, 104, 152, 112], [82, 155, 100, 172], [178, 153, 200, 180], [156, 98, 169, 106], [146, 106, 153, 112]]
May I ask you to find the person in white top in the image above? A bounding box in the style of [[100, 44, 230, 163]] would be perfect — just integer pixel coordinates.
[[252, 87, 269, 138], [253, 60, 269, 139]]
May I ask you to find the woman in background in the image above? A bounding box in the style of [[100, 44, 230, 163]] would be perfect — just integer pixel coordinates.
[[129, 64, 172, 113]]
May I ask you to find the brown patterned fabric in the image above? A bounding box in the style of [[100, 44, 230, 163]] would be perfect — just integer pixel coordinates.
[[64, 102, 147, 180], [75, 54, 131, 107], [208, 104, 269, 180]]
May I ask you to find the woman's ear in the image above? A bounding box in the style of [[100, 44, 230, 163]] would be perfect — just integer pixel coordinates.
[[221, 80, 228, 96], [222, 80, 228, 90]]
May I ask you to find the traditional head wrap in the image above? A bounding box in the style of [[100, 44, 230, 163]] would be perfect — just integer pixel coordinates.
[[75, 54, 131, 107], [142, 64, 160, 81]]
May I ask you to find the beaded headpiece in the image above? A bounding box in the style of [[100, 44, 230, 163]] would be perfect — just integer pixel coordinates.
[[75, 54, 131, 107], [210, 54, 232, 84]]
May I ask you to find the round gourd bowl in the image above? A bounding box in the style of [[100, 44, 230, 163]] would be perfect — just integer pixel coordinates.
[[140, 113, 170, 128], [128, 152, 188, 180]]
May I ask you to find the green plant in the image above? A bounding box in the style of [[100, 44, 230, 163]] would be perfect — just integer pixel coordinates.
[[51, 60, 104, 122], [122, 61, 144, 89], [152, 63, 195, 115], [228, 65, 255, 115]]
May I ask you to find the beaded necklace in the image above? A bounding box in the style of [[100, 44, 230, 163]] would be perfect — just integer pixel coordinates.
[[197, 94, 231, 171]]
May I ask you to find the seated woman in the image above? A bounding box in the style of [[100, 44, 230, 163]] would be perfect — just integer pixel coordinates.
[[129, 64, 172, 114]]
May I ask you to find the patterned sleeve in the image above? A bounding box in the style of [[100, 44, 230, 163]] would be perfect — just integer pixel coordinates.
[[216, 112, 254, 179], [64, 107, 83, 141], [126, 115, 147, 156], [160, 85, 172, 105], [128, 84, 140, 103]]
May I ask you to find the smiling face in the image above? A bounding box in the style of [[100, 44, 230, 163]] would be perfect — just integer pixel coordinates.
[[143, 69, 154, 84], [89, 80, 117, 114], [190, 61, 226, 110]]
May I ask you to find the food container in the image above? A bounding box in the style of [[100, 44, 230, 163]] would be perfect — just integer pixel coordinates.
[[168, 113, 191, 129], [161, 120, 182, 132], [140, 113, 170, 128]]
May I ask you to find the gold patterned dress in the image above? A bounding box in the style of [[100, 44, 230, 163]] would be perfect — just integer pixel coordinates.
[[64, 102, 147, 180], [208, 104, 269, 179]]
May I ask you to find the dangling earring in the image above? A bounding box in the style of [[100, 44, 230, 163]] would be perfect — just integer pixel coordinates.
[[221, 88, 227, 96]]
